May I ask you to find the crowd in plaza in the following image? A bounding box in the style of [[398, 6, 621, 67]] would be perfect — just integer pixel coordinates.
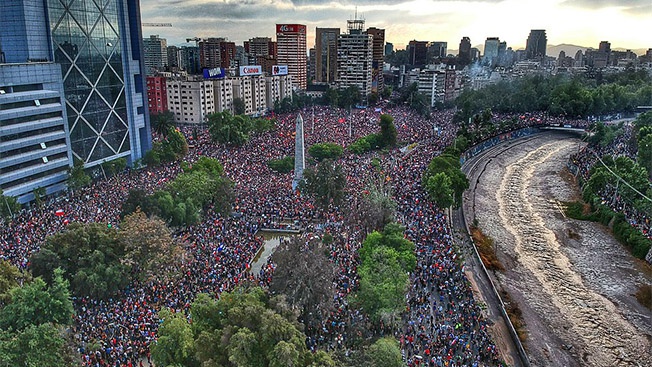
[[0, 102, 600, 366]]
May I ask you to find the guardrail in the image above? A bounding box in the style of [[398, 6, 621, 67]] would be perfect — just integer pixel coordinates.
[[459, 129, 538, 367]]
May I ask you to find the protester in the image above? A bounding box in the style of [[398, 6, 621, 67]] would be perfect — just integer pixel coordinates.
[[0, 104, 601, 366]]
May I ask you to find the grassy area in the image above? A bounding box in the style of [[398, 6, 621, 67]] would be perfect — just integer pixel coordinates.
[[470, 225, 505, 271], [635, 284, 652, 310]]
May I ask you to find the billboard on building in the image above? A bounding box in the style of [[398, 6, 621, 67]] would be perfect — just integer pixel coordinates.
[[203, 67, 226, 79], [276, 24, 306, 35], [272, 65, 288, 76], [239, 65, 263, 76]]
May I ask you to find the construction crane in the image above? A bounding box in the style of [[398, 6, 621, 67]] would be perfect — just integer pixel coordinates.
[[142, 23, 172, 27]]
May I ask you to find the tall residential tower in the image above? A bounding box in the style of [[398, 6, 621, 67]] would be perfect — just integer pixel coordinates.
[[526, 29, 547, 60], [276, 24, 307, 90]]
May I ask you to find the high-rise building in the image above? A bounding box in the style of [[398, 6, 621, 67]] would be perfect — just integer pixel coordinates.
[[166, 77, 214, 124], [337, 19, 373, 98], [143, 35, 167, 75], [525, 29, 547, 60], [219, 41, 237, 68], [483, 37, 500, 67], [417, 65, 446, 107], [599, 41, 611, 53], [179, 46, 201, 74], [309, 48, 316, 82], [14, 0, 151, 167], [276, 24, 307, 90], [199, 38, 224, 70], [146, 76, 168, 114], [245, 37, 276, 58], [366, 27, 385, 93], [315, 28, 340, 83], [458, 37, 472, 65], [429, 42, 448, 60], [0, 63, 72, 203], [1, 0, 151, 202], [167, 45, 180, 69], [408, 40, 428, 67], [244, 37, 277, 66], [265, 74, 293, 108], [213, 78, 234, 113], [385, 42, 393, 56]]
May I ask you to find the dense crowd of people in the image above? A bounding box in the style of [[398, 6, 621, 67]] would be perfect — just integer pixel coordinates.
[[0, 102, 607, 366], [570, 121, 651, 241]]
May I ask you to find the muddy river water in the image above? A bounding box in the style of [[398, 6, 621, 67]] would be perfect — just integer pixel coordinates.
[[471, 133, 651, 366]]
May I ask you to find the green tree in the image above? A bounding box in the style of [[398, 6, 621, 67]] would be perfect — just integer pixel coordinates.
[[156, 287, 313, 367], [324, 88, 339, 108], [102, 157, 128, 178], [207, 111, 251, 146], [425, 172, 455, 208], [185, 156, 225, 177], [269, 340, 301, 367], [269, 237, 336, 332], [0, 323, 75, 367], [423, 154, 468, 207], [151, 111, 176, 137], [167, 169, 234, 214], [338, 86, 361, 109], [32, 186, 46, 208], [358, 174, 397, 232], [308, 142, 344, 161], [367, 338, 404, 367], [30, 223, 129, 299], [233, 97, 246, 115], [378, 114, 397, 148], [301, 160, 347, 211], [118, 210, 181, 281], [354, 246, 409, 324], [0, 189, 21, 220], [66, 159, 91, 191], [0, 260, 30, 306], [151, 309, 197, 367], [0, 268, 73, 331], [638, 134, 652, 179], [267, 156, 295, 173], [354, 223, 415, 326]]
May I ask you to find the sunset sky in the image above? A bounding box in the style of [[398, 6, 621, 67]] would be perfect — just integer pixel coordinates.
[[140, 0, 651, 53]]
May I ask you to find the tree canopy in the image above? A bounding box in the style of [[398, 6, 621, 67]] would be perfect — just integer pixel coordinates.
[[422, 154, 469, 208], [30, 223, 129, 299], [308, 142, 344, 161], [152, 286, 332, 367], [122, 156, 233, 226], [0, 189, 21, 220], [267, 156, 295, 173], [300, 160, 347, 211], [454, 71, 652, 122], [207, 111, 275, 147], [352, 223, 415, 326]]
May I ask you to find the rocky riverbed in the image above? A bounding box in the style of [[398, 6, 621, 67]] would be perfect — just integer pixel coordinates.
[[470, 133, 652, 367]]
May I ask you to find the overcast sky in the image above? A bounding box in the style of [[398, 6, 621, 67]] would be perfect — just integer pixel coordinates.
[[140, 0, 651, 52]]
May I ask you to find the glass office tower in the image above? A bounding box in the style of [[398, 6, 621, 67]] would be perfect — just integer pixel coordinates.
[[47, 0, 151, 166]]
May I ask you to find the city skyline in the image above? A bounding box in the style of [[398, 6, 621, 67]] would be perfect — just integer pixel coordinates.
[[140, 0, 650, 53]]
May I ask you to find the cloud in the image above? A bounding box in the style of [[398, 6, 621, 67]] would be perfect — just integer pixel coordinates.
[[561, 0, 652, 13]]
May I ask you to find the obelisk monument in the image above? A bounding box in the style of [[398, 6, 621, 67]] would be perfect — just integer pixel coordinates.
[[292, 113, 305, 191]]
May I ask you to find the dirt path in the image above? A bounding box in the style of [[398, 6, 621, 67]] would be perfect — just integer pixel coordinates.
[[470, 132, 652, 367]]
